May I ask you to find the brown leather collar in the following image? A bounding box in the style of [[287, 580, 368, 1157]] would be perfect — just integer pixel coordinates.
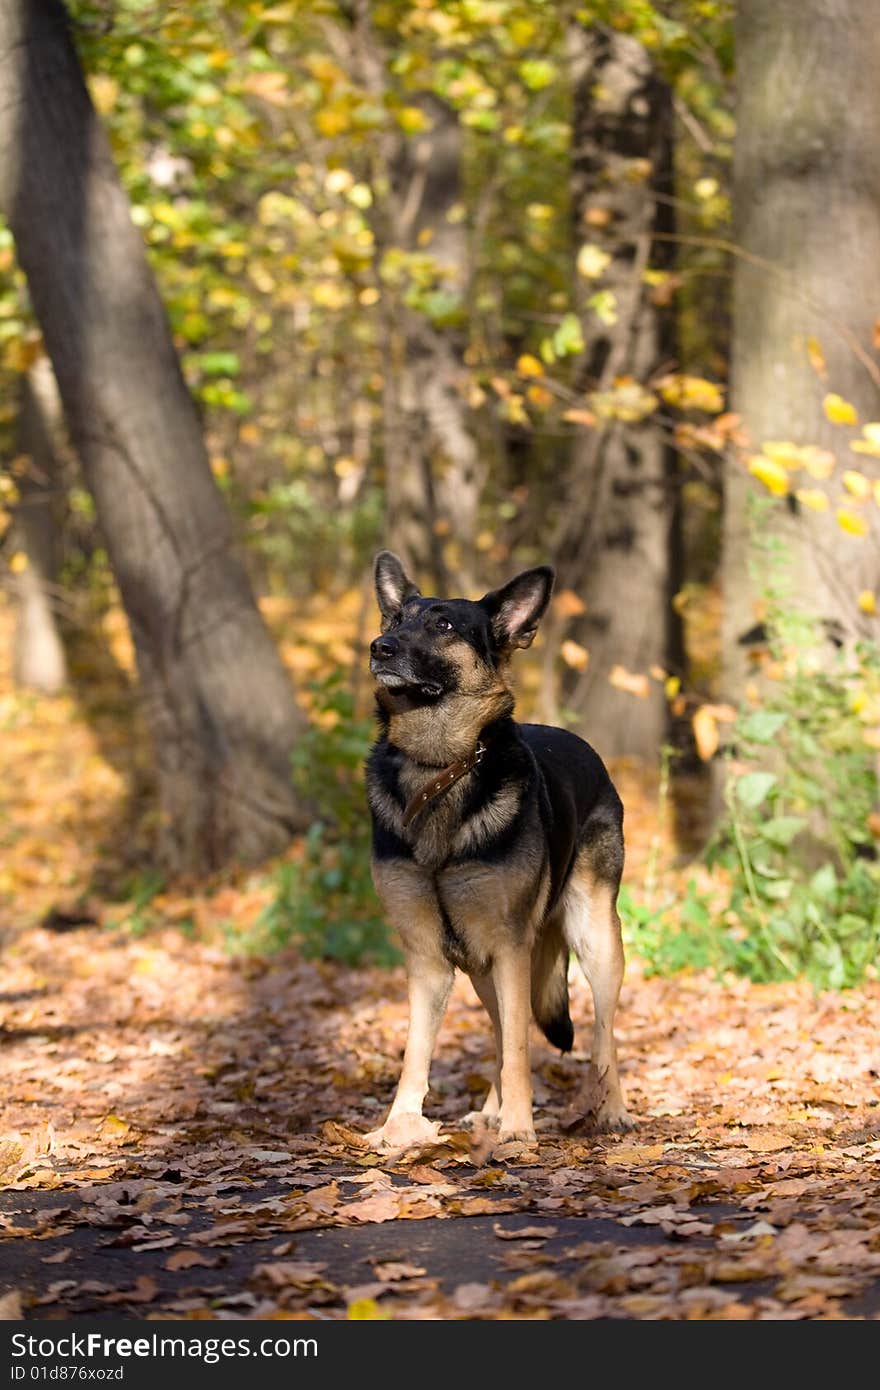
[[401, 740, 486, 829]]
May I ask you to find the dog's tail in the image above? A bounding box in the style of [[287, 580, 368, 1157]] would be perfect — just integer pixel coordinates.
[[531, 918, 573, 1052]]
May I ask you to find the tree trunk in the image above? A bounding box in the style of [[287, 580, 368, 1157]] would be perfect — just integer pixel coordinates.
[[554, 26, 680, 760], [378, 94, 484, 595], [725, 0, 880, 697], [0, 0, 308, 873], [10, 356, 68, 693]]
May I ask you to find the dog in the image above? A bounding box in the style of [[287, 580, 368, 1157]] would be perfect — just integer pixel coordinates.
[[364, 550, 631, 1148]]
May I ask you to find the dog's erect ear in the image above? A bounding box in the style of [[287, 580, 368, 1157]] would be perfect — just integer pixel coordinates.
[[481, 565, 555, 651], [374, 550, 421, 626]]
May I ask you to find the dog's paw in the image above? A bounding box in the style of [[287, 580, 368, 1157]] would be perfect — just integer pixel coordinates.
[[595, 1104, 634, 1133], [364, 1113, 442, 1151], [459, 1110, 500, 1131], [497, 1126, 537, 1146]]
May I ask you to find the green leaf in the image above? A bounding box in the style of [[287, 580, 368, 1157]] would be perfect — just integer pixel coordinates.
[[738, 709, 788, 743], [518, 59, 557, 91], [735, 771, 777, 808], [551, 312, 584, 358], [809, 863, 837, 899], [198, 350, 241, 376], [760, 816, 807, 847]]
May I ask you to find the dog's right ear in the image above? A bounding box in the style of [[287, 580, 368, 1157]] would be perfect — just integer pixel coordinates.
[[374, 550, 421, 628]]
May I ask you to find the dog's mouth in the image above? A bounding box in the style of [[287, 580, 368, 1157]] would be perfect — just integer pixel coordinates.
[[371, 661, 443, 700]]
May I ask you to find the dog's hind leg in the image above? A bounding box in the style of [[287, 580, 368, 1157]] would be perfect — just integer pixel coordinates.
[[461, 971, 502, 1127], [563, 863, 631, 1131], [491, 945, 536, 1143]]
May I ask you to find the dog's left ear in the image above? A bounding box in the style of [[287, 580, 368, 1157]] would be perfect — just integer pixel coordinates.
[[481, 565, 555, 651], [374, 550, 421, 627]]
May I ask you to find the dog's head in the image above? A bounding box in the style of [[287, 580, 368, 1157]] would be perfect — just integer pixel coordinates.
[[369, 550, 555, 710]]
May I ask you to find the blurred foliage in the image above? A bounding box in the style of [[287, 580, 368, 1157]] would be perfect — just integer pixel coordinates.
[[0, 0, 736, 590], [249, 670, 400, 965], [7, 0, 880, 988]]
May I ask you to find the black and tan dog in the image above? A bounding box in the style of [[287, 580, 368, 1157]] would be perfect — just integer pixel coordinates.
[[364, 550, 631, 1149]]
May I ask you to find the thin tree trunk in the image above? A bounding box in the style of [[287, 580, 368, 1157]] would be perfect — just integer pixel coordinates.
[[350, 2, 480, 594], [380, 95, 483, 596], [555, 26, 680, 760], [725, 0, 880, 697], [11, 356, 68, 693], [0, 0, 308, 873]]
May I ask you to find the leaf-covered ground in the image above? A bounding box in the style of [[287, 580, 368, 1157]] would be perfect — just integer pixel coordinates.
[[1, 596, 880, 1321]]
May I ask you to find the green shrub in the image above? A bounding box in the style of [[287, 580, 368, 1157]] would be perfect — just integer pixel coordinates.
[[624, 552, 880, 990], [707, 627, 880, 989]]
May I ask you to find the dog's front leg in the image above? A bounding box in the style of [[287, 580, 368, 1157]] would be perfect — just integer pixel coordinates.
[[491, 945, 536, 1144], [366, 951, 454, 1151]]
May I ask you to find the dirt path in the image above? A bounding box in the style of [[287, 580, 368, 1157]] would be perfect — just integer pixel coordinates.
[[2, 921, 879, 1320]]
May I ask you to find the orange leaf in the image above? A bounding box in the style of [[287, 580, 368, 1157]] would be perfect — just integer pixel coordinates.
[[560, 639, 589, 671], [553, 587, 586, 619], [608, 666, 650, 698], [692, 706, 720, 761]]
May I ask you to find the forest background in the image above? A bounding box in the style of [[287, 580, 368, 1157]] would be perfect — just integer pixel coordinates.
[[2, 0, 880, 992]]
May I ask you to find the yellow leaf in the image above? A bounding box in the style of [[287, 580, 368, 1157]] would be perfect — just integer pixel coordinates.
[[89, 74, 119, 116], [9, 551, 27, 574], [315, 107, 350, 137], [516, 354, 544, 378], [657, 374, 724, 414], [560, 639, 589, 671], [857, 590, 877, 615], [850, 421, 880, 457], [664, 675, 681, 699], [692, 706, 719, 761], [503, 394, 528, 426], [99, 1114, 131, 1141], [806, 336, 826, 378], [843, 469, 871, 499], [747, 455, 790, 497], [348, 1298, 390, 1320], [824, 393, 859, 425], [760, 440, 807, 470], [795, 488, 830, 512], [397, 106, 430, 134], [802, 447, 836, 479], [576, 243, 612, 279], [837, 508, 869, 537]]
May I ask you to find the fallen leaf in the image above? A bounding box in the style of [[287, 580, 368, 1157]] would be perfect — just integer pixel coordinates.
[[0, 1290, 23, 1318], [492, 1223, 557, 1240], [164, 1250, 219, 1272]]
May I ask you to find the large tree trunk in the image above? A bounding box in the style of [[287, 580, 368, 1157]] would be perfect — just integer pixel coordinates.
[[0, 0, 308, 873], [10, 356, 68, 693], [725, 0, 880, 696], [551, 26, 680, 760]]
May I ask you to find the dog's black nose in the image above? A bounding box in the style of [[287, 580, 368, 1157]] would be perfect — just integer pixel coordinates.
[[371, 635, 398, 660]]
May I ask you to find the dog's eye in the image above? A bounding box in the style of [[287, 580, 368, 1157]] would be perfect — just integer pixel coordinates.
[[435, 617, 453, 633]]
